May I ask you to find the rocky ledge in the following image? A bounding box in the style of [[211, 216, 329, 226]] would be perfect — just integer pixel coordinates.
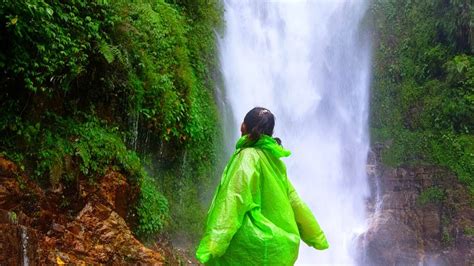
[[359, 144, 474, 265], [0, 157, 168, 265]]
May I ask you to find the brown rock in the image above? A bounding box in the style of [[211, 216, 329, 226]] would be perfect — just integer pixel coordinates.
[[52, 223, 65, 233], [97, 170, 130, 218], [0, 157, 18, 178], [0, 178, 21, 209], [71, 239, 86, 254], [66, 223, 83, 236], [0, 158, 166, 265], [421, 207, 440, 239], [43, 236, 56, 248], [74, 201, 164, 264], [359, 147, 474, 265], [0, 224, 39, 266]]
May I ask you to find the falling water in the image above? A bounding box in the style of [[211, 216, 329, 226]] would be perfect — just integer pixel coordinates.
[[219, 0, 372, 264], [21, 226, 29, 266]]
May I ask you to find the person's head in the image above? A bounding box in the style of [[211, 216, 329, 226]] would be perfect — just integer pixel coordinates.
[[241, 107, 282, 145]]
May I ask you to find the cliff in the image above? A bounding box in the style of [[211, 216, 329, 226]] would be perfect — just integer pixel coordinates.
[[0, 157, 192, 264], [0, 0, 223, 259], [364, 1, 473, 264], [360, 144, 474, 265]]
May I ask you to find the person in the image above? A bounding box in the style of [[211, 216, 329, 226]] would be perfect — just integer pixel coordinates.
[[196, 107, 329, 265]]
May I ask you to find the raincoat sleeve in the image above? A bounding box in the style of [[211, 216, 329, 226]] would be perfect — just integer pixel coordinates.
[[288, 180, 329, 250], [196, 149, 260, 263]]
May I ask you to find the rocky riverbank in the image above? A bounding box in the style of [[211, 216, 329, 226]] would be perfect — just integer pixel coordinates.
[[360, 144, 474, 265]]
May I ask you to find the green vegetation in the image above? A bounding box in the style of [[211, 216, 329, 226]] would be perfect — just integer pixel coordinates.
[[441, 215, 454, 247], [417, 186, 446, 205], [370, 0, 474, 194], [0, 0, 223, 241], [1, 114, 141, 183], [7, 211, 18, 224], [464, 226, 474, 236], [0, 0, 116, 93]]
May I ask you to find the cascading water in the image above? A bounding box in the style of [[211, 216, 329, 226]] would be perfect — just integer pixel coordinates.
[[219, 0, 372, 264], [21, 226, 30, 266]]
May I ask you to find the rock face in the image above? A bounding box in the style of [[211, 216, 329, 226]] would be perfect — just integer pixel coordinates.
[[0, 157, 164, 265], [359, 144, 474, 265]]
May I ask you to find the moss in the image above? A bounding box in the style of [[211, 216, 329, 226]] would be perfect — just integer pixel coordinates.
[[417, 187, 446, 206], [464, 226, 474, 236], [370, 0, 473, 195], [0, 0, 223, 241]]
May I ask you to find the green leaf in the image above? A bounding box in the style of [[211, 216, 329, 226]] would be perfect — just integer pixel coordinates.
[[9, 16, 18, 26], [98, 41, 114, 63], [46, 7, 53, 17]]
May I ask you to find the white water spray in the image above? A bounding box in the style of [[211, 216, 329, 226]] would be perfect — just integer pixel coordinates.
[[219, 0, 372, 264]]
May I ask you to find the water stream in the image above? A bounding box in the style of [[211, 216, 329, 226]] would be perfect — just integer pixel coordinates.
[[21, 226, 30, 266], [219, 0, 372, 264]]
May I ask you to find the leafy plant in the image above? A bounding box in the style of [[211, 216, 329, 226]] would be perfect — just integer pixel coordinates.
[[0, 0, 223, 242], [370, 0, 473, 195], [135, 172, 169, 237], [0, 0, 117, 93]]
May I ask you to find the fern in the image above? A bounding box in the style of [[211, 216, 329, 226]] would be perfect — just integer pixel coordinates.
[[99, 40, 124, 64]]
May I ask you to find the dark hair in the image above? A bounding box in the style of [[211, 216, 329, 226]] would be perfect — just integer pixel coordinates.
[[243, 107, 282, 145]]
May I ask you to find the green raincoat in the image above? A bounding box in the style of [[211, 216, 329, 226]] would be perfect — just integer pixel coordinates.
[[196, 135, 329, 265]]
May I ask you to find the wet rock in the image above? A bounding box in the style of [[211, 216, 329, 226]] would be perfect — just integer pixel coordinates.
[[421, 207, 440, 239], [0, 224, 39, 266], [52, 223, 65, 233], [0, 157, 165, 265], [0, 177, 21, 209], [97, 171, 130, 218], [0, 157, 18, 178], [359, 147, 474, 265], [66, 223, 83, 236]]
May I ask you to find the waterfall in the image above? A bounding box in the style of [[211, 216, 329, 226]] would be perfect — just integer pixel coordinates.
[[219, 0, 372, 264], [21, 226, 29, 266]]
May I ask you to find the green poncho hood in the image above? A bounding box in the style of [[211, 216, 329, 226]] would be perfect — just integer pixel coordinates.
[[235, 134, 291, 158], [196, 134, 328, 265]]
